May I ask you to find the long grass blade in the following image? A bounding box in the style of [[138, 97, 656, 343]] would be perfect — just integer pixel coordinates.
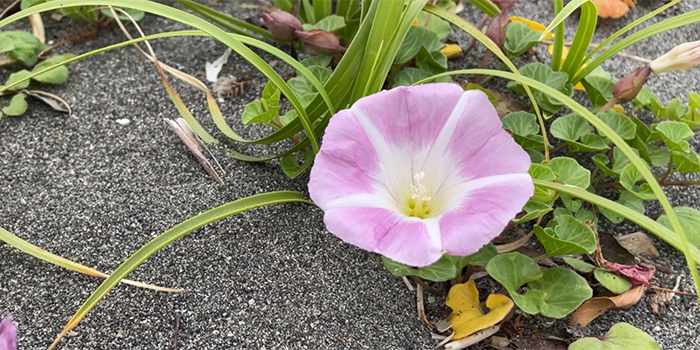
[[416, 68, 700, 296], [173, 0, 273, 39], [49, 191, 312, 349], [0, 0, 321, 153], [573, 8, 700, 83], [0, 226, 180, 292], [539, 0, 592, 41], [550, 0, 565, 71], [466, 0, 500, 17], [561, 1, 596, 79]]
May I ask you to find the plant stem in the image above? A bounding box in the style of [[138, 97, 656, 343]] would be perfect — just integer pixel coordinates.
[[410, 276, 440, 296], [598, 97, 618, 114]]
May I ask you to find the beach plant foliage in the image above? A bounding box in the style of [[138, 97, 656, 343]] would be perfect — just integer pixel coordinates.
[[0, 0, 698, 348]]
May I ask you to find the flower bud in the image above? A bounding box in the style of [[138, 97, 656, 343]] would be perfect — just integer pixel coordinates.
[[295, 30, 347, 56], [612, 66, 651, 103], [650, 40, 700, 74], [260, 11, 302, 42], [485, 12, 509, 48]]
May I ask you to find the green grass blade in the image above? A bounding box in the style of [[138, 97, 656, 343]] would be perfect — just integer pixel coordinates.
[[467, 0, 501, 17], [274, 0, 295, 12], [0, 0, 321, 153], [539, 0, 592, 41], [300, 0, 315, 23], [314, 0, 332, 22], [533, 180, 700, 264], [0, 226, 181, 292], [417, 68, 700, 295], [337, 0, 359, 18], [173, 0, 274, 39], [583, 0, 684, 63], [550, 0, 565, 71], [561, 1, 596, 79], [573, 8, 700, 83], [49, 191, 312, 349]]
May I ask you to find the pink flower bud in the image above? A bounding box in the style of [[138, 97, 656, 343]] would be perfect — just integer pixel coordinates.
[[295, 30, 347, 56], [612, 66, 651, 103], [650, 40, 700, 74], [260, 11, 302, 42], [485, 12, 509, 48]]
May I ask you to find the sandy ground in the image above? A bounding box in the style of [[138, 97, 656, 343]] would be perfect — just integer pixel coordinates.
[[1, 0, 699, 349]]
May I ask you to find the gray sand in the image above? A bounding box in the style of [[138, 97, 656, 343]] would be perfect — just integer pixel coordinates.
[[1, 0, 699, 349]]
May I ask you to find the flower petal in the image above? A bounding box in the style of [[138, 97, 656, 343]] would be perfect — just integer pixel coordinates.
[[323, 207, 442, 266], [309, 109, 380, 208], [0, 316, 17, 350], [439, 174, 534, 256], [351, 83, 465, 151]]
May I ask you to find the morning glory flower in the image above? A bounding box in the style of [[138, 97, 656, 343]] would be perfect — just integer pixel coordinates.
[[309, 83, 533, 267], [0, 316, 17, 350]]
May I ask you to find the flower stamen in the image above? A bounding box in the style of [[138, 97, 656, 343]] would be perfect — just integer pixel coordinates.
[[408, 171, 431, 218]]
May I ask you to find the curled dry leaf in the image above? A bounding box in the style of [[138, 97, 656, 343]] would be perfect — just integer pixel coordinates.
[[23, 89, 71, 114], [616, 232, 659, 258], [570, 285, 644, 327], [445, 325, 500, 350], [163, 118, 224, 185], [445, 280, 514, 340]]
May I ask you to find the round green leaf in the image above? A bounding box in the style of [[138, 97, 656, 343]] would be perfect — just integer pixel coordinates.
[[550, 113, 590, 142], [502, 111, 539, 137], [598, 112, 636, 140], [486, 252, 544, 313], [655, 120, 693, 153], [569, 323, 660, 350], [32, 54, 73, 84], [382, 244, 497, 282], [548, 157, 591, 189], [504, 21, 540, 57], [534, 214, 596, 256], [4, 69, 32, 90], [658, 207, 700, 248], [527, 267, 592, 318]]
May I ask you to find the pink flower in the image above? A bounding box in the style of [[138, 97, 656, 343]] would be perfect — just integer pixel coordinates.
[[0, 316, 17, 350], [308, 84, 533, 267]]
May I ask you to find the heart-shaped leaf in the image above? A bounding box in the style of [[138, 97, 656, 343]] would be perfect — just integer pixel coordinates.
[[569, 323, 660, 350]]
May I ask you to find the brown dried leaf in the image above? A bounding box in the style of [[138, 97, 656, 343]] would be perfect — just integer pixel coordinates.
[[597, 231, 636, 265], [593, 231, 654, 286], [570, 285, 645, 327], [489, 89, 526, 118], [164, 118, 224, 185], [23, 89, 71, 114], [616, 232, 659, 258]]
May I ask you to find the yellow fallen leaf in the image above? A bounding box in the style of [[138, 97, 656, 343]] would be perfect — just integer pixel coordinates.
[[510, 16, 554, 40], [546, 44, 585, 90], [445, 280, 514, 340], [612, 104, 626, 113], [412, 18, 420, 25], [594, 0, 633, 19], [440, 44, 463, 58]]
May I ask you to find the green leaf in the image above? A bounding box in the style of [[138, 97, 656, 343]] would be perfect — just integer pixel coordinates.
[[598, 112, 636, 140], [394, 25, 441, 65], [512, 201, 553, 224], [534, 215, 596, 256], [563, 257, 595, 273], [392, 67, 433, 87], [529, 163, 557, 181], [383, 244, 497, 282], [280, 149, 314, 179], [300, 54, 331, 69], [2, 93, 27, 116], [664, 98, 689, 122], [619, 164, 656, 201], [502, 111, 539, 137], [528, 267, 592, 318], [600, 190, 645, 224], [635, 88, 664, 116], [560, 194, 582, 212], [0, 31, 46, 65], [507, 63, 573, 114], [415, 45, 447, 72], [655, 120, 693, 153], [279, 110, 297, 126], [672, 151, 700, 173], [241, 100, 279, 125], [504, 21, 540, 57], [569, 323, 660, 350], [32, 54, 73, 84], [548, 157, 591, 188], [658, 207, 700, 248], [591, 154, 618, 177], [594, 268, 632, 294], [4, 69, 32, 90], [416, 12, 452, 40], [486, 252, 544, 314], [302, 15, 346, 32], [571, 134, 610, 152], [550, 113, 591, 141], [527, 149, 545, 163], [261, 81, 281, 106], [21, 0, 47, 9], [581, 76, 614, 108]]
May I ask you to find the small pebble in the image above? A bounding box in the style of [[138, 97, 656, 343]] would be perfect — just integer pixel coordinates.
[[427, 296, 437, 304], [248, 299, 255, 306], [116, 118, 131, 125], [652, 325, 661, 333]]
